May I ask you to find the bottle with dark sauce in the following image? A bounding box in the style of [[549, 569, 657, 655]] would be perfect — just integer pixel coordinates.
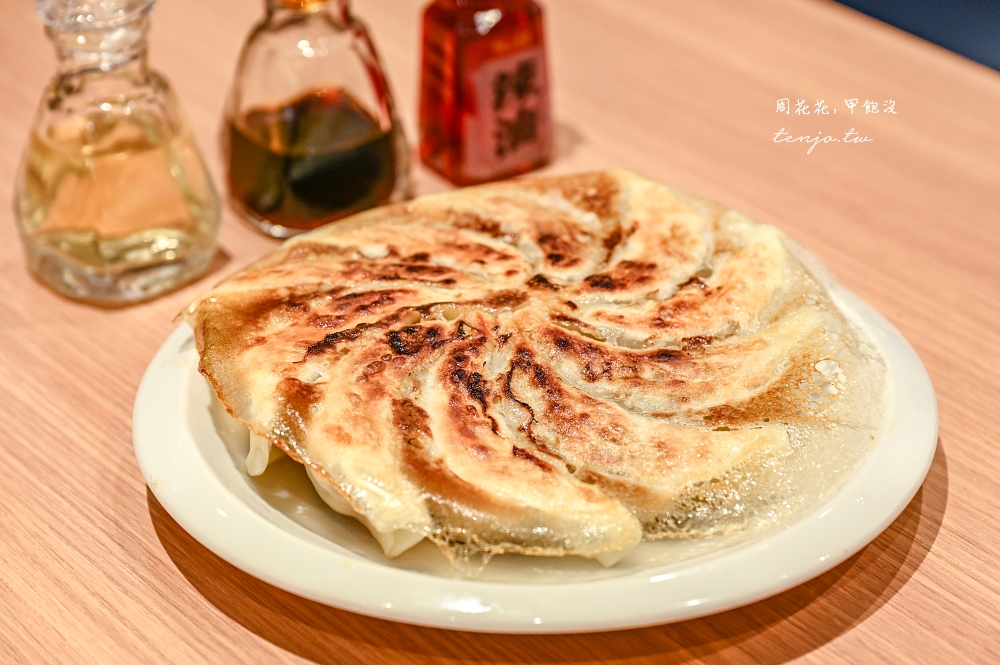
[[225, 0, 410, 238]]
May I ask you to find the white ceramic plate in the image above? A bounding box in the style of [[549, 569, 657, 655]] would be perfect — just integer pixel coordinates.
[[133, 287, 937, 633]]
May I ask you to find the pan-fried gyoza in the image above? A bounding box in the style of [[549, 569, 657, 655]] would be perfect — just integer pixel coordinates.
[[183, 170, 885, 567]]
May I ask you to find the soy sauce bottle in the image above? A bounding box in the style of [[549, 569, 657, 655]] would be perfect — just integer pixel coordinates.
[[225, 0, 411, 238]]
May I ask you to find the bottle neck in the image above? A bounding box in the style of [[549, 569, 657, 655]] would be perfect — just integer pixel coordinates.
[[261, 0, 358, 36], [48, 16, 150, 76]]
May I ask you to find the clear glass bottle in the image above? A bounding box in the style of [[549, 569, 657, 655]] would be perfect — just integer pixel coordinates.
[[15, 0, 220, 305], [419, 0, 552, 185], [224, 0, 411, 238]]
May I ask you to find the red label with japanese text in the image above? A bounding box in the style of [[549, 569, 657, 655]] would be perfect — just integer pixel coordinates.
[[462, 47, 551, 181]]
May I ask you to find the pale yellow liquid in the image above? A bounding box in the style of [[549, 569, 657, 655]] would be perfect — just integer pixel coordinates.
[[16, 111, 218, 303]]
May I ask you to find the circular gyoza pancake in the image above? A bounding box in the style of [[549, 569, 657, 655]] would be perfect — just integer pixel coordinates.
[[183, 170, 885, 566]]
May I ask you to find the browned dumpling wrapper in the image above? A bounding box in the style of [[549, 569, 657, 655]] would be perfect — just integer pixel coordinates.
[[183, 170, 884, 567]]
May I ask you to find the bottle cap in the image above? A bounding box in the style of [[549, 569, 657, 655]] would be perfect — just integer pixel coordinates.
[[276, 0, 330, 11]]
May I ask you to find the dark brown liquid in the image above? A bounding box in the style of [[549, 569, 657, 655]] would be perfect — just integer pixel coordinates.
[[226, 89, 396, 231]]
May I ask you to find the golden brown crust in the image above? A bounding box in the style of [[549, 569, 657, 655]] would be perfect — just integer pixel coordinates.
[[183, 169, 883, 562]]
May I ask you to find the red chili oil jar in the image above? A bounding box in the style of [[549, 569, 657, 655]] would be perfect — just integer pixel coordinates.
[[419, 0, 553, 185]]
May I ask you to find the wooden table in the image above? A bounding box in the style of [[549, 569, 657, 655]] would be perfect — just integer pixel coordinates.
[[2, 0, 998, 662]]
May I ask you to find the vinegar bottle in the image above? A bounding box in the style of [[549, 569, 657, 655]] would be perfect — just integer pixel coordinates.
[[14, 0, 220, 304], [419, 0, 552, 185], [224, 0, 411, 238]]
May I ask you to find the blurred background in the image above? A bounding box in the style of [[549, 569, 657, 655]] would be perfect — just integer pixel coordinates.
[[837, 0, 1000, 70]]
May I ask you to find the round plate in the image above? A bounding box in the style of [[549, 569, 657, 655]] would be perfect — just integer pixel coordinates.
[[133, 287, 937, 633]]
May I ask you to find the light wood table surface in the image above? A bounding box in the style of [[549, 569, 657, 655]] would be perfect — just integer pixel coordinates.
[[2, 0, 998, 662]]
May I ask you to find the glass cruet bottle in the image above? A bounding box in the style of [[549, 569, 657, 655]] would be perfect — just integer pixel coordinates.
[[14, 0, 221, 305], [419, 0, 552, 185], [224, 0, 412, 239]]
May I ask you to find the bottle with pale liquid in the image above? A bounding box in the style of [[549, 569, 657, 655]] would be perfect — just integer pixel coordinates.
[[15, 0, 220, 304]]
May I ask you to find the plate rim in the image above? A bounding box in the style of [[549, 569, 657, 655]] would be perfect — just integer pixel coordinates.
[[133, 287, 938, 633]]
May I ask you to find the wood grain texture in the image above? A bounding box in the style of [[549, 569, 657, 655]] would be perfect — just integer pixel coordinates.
[[0, 0, 997, 662]]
